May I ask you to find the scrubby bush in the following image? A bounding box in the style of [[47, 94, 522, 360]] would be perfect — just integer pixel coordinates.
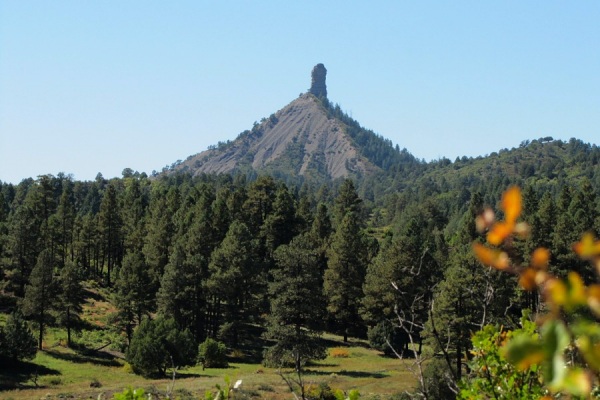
[[126, 316, 196, 377], [422, 358, 456, 400], [0, 311, 37, 363], [367, 321, 405, 356], [198, 337, 228, 368]]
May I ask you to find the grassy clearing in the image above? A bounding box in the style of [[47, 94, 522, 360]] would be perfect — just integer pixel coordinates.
[[0, 285, 418, 399], [0, 335, 417, 399]]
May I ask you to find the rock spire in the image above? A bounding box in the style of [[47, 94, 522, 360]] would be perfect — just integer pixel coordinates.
[[310, 63, 327, 98]]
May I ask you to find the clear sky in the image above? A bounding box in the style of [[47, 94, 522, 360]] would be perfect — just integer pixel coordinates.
[[1, 2, 599, 184]]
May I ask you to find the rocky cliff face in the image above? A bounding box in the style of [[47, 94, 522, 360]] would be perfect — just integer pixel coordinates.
[[309, 63, 327, 98]]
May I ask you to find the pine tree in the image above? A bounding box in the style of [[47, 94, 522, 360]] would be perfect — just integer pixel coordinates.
[[98, 183, 122, 286], [144, 186, 179, 291], [7, 188, 44, 296], [22, 249, 56, 349], [263, 184, 297, 254], [54, 179, 75, 268], [324, 212, 368, 342], [114, 251, 154, 343], [333, 179, 363, 226], [57, 258, 84, 347], [425, 192, 514, 382], [206, 221, 255, 345], [264, 234, 326, 370], [121, 177, 147, 254], [0, 310, 37, 363], [157, 244, 206, 341]]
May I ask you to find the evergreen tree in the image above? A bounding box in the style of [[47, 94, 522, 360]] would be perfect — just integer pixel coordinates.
[[54, 179, 75, 268], [264, 234, 327, 370], [157, 244, 206, 341], [7, 188, 43, 296], [114, 251, 154, 343], [22, 249, 56, 349], [121, 177, 147, 254], [362, 211, 442, 356], [97, 183, 122, 286], [324, 212, 368, 342], [263, 184, 297, 254], [333, 179, 363, 226], [0, 310, 37, 363], [57, 258, 84, 347], [206, 221, 255, 345], [126, 316, 196, 377], [143, 186, 179, 291], [425, 193, 514, 382], [308, 203, 333, 278], [242, 176, 276, 232]]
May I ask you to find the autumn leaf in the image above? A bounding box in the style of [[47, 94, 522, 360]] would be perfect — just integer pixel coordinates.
[[531, 247, 550, 270], [519, 268, 537, 291], [473, 242, 509, 270], [502, 186, 522, 224], [573, 232, 600, 260], [487, 221, 513, 246]]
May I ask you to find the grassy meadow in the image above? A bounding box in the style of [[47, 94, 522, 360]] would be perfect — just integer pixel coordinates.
[[0, 285, 418, 399]]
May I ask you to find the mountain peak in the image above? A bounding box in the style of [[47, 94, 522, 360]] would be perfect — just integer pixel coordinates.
[[309, 63, 327, 98], [169, 65, 409, 183]]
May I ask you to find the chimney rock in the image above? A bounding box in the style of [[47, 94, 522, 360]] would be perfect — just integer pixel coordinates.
[[310, 64, 327, 98]]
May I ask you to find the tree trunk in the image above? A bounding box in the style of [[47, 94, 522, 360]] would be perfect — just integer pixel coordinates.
[[66, 307, 72, 347]]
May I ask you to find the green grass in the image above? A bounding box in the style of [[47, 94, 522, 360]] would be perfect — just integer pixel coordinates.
[[0, 334, 417, 399], [0, 284, 418, 399]]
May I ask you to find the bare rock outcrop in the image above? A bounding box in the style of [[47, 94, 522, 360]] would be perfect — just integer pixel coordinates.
[[309, 63, 327, 98]]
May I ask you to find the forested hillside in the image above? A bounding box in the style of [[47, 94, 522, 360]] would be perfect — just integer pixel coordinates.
[[0, 138, 599, 398]]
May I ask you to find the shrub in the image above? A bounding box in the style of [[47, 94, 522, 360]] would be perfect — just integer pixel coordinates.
[[422, 358, 456, 400], [329, 348, 349, 358], [126, 317, 197, 377], [367, 321, 405, 356], [113, 387, 146, 400], [198, 337, 228, 368], [0, 311, 37, 363], [90, 378, 102, 388]]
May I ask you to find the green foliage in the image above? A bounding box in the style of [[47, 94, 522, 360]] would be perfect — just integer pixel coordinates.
[[366, 321, 404, 356], [263, 233, 327, 369], [126, 316, 197, 377], [198, 337, 229, 368], [0, 310, 37, 362], [22, 248, 56, 349], [112, 387, 146, 400], [114, 250, 154, 343], [325, 212, 369, 342], [57, 258, 84, 346], [305, 382, 360, 400], [459, 315, 546, 399], [422, 358, 456, 400], [470, 186, 600, 397], [204, 375, 242, 400]]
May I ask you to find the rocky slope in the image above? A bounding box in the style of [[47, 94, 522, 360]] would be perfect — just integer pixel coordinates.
[[173, 65, 383, 181]]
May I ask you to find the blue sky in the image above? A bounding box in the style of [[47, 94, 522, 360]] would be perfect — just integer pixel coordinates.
[[1, 2, 599, 183]]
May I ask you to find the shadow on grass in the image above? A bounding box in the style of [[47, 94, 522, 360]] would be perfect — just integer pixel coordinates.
[[173, 371, 208, 379], [319, 336, 371, 350], [44, 348, 121, 367], [0, 360, 61, 390], [227, 324, 269, 365], [83, 287, 107, 302], [303, 369, 388, 379]]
